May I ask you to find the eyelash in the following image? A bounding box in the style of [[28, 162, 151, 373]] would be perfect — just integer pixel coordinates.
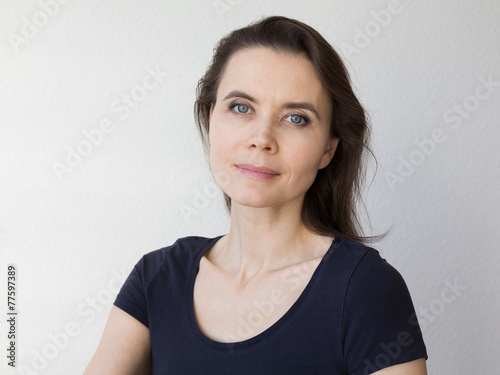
[[227, 101, 311, 127]]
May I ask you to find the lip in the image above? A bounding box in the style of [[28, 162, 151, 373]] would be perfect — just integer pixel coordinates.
[[236, 164, 280, 175], [236, 164, 281, 180]]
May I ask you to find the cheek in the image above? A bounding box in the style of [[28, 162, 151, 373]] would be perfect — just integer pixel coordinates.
[[209, 116, 241, 162], [209, 128, 233, 171], [286, 148, 324, 183], [290, 145, 324, 169]]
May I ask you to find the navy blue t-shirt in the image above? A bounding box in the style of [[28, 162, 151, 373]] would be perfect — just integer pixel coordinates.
[[113, 235, 428, 374]]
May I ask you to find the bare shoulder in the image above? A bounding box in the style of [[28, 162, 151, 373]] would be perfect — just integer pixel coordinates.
[[83, 305, 152, 375], [371, 358, 427, 375]]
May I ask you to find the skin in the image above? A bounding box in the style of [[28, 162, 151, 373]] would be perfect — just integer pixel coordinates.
[[207, 46, 339, 286], [83, 45, 426, 374], [206, 46, 427, 374]]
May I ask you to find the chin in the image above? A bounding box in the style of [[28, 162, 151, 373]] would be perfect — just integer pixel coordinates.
[[230, 193, 281, 209]]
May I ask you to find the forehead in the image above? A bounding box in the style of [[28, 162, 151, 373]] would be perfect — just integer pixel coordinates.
[[217, 47, 331, 114]]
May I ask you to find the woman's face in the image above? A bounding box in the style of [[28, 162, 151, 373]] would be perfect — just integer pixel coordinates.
[[208, 46, 339, 209]]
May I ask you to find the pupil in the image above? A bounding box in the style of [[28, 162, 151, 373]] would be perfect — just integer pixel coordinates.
[[238, 104, 248, 113], [291, 115, 300, 123]]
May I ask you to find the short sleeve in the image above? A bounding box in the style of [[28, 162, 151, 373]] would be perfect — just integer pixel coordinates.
[[342, 249, 428, 374], [113, 256, 149, 328]]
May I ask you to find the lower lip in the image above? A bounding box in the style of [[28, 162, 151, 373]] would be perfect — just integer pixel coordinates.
[[236, 166, 281, 180]]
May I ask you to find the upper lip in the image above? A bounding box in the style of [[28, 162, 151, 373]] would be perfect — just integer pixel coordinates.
[[236, 164, 280, 175]]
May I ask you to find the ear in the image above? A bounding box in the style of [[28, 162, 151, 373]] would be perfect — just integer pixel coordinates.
[[209, 104, 213, 119], [318, 137, 340, 170]]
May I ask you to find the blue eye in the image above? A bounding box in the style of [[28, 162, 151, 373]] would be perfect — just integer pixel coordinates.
[[229, 102, 252, 114], [228, 102, 310, 127], [286, 113, 310, 126], [237, 104, 250, 113]]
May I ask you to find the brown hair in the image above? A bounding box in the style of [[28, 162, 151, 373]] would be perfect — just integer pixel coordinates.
[[194, 15, 389, 244]]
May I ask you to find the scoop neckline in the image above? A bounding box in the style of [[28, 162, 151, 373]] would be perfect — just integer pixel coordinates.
[[187, 234, 340, 350]]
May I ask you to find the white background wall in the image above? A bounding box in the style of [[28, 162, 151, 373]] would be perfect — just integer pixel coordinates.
[[1, 0, 498, 374]]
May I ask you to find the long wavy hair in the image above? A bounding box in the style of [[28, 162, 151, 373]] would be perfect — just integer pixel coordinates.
[[194, 15, 389, 244]]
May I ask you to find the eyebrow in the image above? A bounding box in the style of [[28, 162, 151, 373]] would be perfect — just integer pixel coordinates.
[[222, 90, 321, 121]]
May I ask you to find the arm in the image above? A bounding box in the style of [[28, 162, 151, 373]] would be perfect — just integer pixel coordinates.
[[83, 305, 152, 375], [372, 357, 427, 375]]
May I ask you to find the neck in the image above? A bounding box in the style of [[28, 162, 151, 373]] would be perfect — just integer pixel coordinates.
[[214, 196, 332, 287]]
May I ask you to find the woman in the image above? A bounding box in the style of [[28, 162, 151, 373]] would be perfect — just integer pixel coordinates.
[[84, 16, 428, 374]]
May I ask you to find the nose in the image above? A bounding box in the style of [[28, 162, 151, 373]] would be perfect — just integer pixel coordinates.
[[247, 117, 278, 152]]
